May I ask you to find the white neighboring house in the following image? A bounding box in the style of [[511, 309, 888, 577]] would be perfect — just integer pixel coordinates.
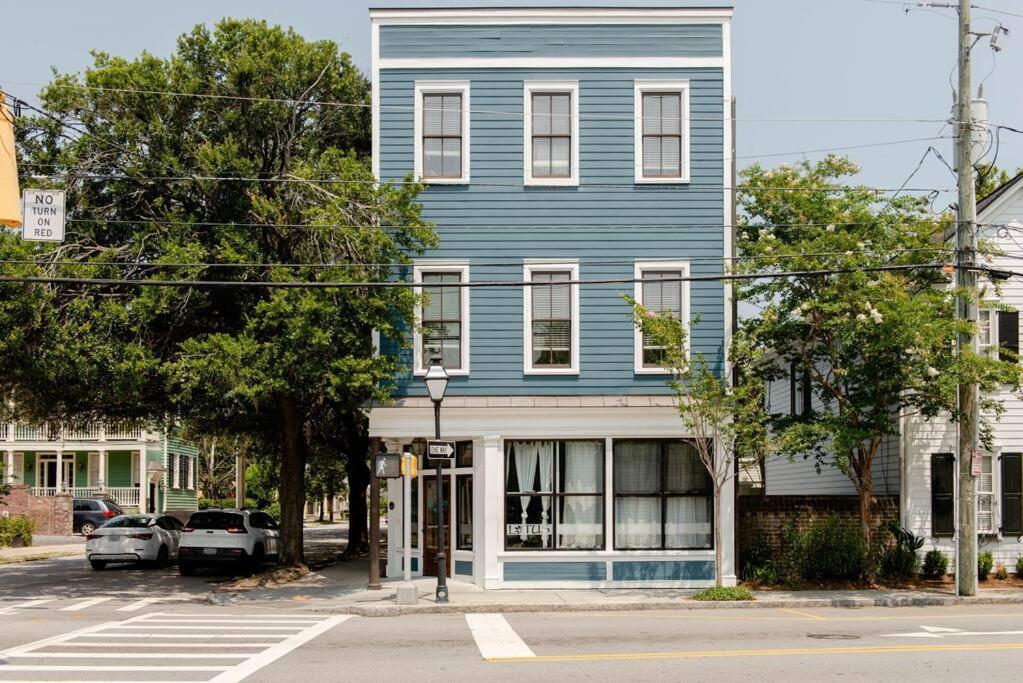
[[902, 172, 1023, 568], [760, 173, 1023, 569]]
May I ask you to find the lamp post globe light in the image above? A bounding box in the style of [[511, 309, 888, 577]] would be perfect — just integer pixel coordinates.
[[424, 354, 450, 603]]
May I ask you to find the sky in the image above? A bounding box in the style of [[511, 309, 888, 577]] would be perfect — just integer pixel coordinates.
[[2, 0, 1022, 206]]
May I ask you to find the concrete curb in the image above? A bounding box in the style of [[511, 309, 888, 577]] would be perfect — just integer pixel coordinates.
[[0, 549, 84, 565], [229, 593, 1023, 617]]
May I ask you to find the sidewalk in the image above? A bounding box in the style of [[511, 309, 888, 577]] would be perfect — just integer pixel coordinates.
[[0, 536, 85, 564], [213, 557, 1023, 616]]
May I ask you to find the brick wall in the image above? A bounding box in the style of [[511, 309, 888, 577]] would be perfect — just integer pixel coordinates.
[[0, 485, 73, 536], [737, 495, 900, 563]]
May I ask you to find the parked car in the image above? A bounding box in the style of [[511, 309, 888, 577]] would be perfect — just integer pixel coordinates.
[[86, 514, 183, 570], [178, 509, 281, 575], [73, 498, 123, 535]]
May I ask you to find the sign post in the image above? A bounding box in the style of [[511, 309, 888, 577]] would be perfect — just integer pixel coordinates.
[[396, 452, 419, 606], [21, 189, 65, 242]]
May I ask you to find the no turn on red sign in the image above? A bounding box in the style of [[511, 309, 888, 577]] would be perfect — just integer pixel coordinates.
[[21, 189, 65, 242]]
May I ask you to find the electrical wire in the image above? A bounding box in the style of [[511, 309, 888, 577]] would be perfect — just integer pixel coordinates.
[[0, 263, 950, 290]]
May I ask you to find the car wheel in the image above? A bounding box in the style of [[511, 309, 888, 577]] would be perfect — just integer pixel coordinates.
[[90, 560, 106, 571], [178, 561, 196, 576], [248, 544, 265, 572], [80, 522, 97, 536], [153, 545, 169, 569]]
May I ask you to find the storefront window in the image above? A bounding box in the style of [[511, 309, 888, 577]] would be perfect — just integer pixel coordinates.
[[456, 441, 473, 468], [457, 475, 472, 550], [410, 477, 418, 548], [613, 439, 712, 550], [504, 440, 604, 550]]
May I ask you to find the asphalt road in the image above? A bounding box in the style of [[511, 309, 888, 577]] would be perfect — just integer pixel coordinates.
[[1, 597, 1022, 681]]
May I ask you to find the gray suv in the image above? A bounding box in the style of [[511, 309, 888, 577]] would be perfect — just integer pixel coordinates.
[[73, 498, 123, 535]]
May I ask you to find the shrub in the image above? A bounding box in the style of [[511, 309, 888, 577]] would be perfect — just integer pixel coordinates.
[[740, 535, 779, 585], [994, 561, 1009, 580], [789, 515, 867, 583], [1017, 554, 1023, 577], [921, 549, 949, 579], [198, 497, 255, 510], [878, 522, 925, 580], [266, 501, 281, 522], [692, 586, 755, 601], [978, 551, 994, 581], [0, 515, 34, 548]]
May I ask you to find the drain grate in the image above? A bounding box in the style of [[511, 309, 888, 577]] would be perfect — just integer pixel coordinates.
[[806, 633, 862, 640]]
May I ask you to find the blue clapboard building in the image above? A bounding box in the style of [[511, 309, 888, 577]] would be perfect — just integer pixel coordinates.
[[369, 6, 736, 589]]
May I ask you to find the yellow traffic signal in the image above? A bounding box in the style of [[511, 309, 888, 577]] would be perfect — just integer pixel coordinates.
[[401, 453, 418, 478], [0, 93, 21, 229]]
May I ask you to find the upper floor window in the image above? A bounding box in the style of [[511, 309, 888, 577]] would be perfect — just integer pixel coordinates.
[[524, 261, 579, 374], [634, 261, 689, 373], [414, 82, 470, 184], [634, 81, 690, 183], [414, 262, 470, 375], [978, 308, 1019, 362], [523, 81, 579, 186]]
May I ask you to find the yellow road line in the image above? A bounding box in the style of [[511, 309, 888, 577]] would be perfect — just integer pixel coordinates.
[[487, 641, 1023, 663], [776, 608, 828, 620]]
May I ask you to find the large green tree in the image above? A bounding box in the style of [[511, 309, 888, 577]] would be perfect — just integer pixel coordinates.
[[737, 156, 1020, 544], [7, 19, 434, 564]]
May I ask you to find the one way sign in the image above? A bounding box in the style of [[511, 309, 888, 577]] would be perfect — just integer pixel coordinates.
[[427, 440, 455, 465]]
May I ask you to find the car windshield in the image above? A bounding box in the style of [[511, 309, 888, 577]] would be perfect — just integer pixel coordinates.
[[101, 515, 152, 528], [187, 512, 245, 530]]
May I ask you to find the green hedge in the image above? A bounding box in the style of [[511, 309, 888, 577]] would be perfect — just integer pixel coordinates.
[[198, 497, 256, 510], [0, 515, 34, 548]]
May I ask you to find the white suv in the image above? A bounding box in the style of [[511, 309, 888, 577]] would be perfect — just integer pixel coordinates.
[[178, 509, 281, 575]]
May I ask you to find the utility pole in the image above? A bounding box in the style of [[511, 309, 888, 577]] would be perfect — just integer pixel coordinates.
[[955, 0, 978, 598]]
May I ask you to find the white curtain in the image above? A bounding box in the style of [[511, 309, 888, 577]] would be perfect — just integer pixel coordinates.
[[615, 498, 661, 548], [665, 497, 712, 548], [559, 441, 602, 549], [614, 441, 661, 548], [509, 442, 539, 541], [536, 442, 555, 548]]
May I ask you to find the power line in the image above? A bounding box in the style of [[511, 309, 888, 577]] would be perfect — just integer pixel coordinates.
[[0, 263, 949, 290], [0, 82, 953, 124]]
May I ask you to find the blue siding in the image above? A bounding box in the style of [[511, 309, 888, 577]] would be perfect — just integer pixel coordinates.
[[504, 561, 607, 581], [379, 67, 726, 397], [455, 560, 473, 576], [612, 560, 715, 581], [379, 24, 722, 59]]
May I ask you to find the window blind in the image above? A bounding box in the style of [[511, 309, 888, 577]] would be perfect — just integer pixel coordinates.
[[531, 271, 571, 367], [531, 93, 571, 178], [422, 93, 462, 178], [421, 272, 462, 369], [641, 270, 683, 366], [641, 93, 682, 178]]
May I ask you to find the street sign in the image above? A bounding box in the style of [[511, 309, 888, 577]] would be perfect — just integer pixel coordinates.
[[374, 453, 402, 479], [21, 189, 65, 242], [426, 440, 455, 465]]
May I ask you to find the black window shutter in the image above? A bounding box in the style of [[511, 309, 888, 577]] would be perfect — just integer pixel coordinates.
[[1002, 453, 1023, 536], [802, 368, 812, 415], [931, 453, 955, 537], [789, 362, 797, 416], [998, 311, 1019, 363]]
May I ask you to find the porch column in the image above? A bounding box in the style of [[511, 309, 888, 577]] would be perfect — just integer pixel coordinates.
[[55, 448, 64, 492], [3, 449, 12, 485], [98, 449, 107, 491], [137, 451, 148, 513], [481, 435, 502, 589]]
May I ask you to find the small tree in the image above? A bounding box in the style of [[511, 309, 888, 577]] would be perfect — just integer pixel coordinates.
[[629, 304, 769, 586]]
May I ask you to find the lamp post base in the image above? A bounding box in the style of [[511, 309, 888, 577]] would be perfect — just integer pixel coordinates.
[[396, 583, 418, 605], [435, 585, 449, 604]]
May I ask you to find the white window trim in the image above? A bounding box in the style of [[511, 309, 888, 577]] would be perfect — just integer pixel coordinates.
[[12, 452, 24, 485], [131, 451, 140, 487], [413, 81, 471, 184], [634, 261, 691, 374], [979, 448, 1000, 536], [413, 260, 471, 376], [633, 80, 691, 184], [523, 260, 580, 375], [171, 453, 180, 489], [978, 307, 997, 357], [523, 81, 580, 187], [87, 452, 99, 487]]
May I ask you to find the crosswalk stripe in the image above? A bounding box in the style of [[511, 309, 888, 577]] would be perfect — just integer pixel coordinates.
[[116, 597, 161, 612], [60, 596, 114, 611], [0, 598, 54, 615], [465, 614, 536, 661]]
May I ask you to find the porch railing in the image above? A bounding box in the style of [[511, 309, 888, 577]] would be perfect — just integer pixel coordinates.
[[7, 423, 146, 442], [31, 486, 141, 508]]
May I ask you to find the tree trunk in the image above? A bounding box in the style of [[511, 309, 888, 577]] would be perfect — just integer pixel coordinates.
[[857, 465, 874, 548], [327, 480, 336, 524], [345, 455, 370, 556], [277, 395, 307, 566], [318, 498, 324, 522], [714, 481, 723, 587]]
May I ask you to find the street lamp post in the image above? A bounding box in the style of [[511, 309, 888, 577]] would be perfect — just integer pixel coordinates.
[[423, 354, 450, 604]]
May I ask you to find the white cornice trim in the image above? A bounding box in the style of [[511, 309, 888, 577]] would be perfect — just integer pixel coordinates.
[[369, 8, 733, 24], [379, 56, 724, 70]]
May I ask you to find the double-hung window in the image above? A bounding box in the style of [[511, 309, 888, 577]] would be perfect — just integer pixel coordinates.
[[523, 81, 579, 186], [414, 82, 470, 183], [978, 308, 1019, 362], [978, 309, 996, 357], [414, 262, 469, 375], [634, 261, 689, 372], [504, 440, 605, 550], [634, 81, 690, 183], [524, 262, 578, 374], [931, 453, 955, 537], [613, 439, 712, 550]]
